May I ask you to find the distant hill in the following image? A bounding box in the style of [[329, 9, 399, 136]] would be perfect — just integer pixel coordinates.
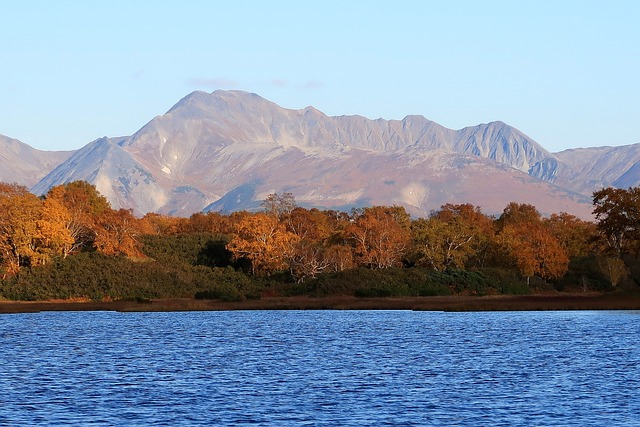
[[553, 144, 640, 193], [0, 134, 72, 187]]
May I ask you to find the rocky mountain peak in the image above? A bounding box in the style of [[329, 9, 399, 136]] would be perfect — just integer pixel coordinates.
[[5, 91, 638, 220]]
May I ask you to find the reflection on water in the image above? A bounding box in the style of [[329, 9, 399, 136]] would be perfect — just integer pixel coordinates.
[[1, 310, 639, 426]]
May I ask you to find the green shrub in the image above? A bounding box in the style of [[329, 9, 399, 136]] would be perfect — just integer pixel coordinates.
[[428, 269, 492, 295], [140, 233, 232, 268], [310, 268, 453, 297], [477, 267, 532, 295], [194, 266, 261, 301], [0, 252, 258, 301], [557, 256, 620, 292]]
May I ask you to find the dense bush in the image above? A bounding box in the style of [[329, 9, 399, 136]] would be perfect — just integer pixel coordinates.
[[0, 252, 258, 301], [194, 266, 262, 301], [478, 268, 533, 295], [300, 268, 457, 297], [309, 267, 535, 297], [140, 233, 233, 268], [0, 253, 149, 301], [556, 255, 625, 292]]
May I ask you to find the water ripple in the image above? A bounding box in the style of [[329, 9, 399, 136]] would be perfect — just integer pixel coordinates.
[[1, 310, 639, 425]]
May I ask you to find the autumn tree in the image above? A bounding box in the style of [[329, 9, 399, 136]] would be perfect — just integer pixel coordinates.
[[496, 202, 542, 228], [307, 209, 356, 273], [498, 223, 569, 282], [226, 212, 299, 276], [178, 211, 232, 235], [496, 203, 569, 282], [544, 212, 597, 259], [0, 185, 41, 273], [36, 197, 75, 260], [347, 206, 411, 269], [412, 204, 494, 271], [323, 244, 355, 272], [592, 187, 640, 256], [94, 208, 144, 257], [0, 184, 73, 274], [262, 192, 297, 219], [0, 182, 29, 197], [282, 207, 334, 281], [45, 181, 111, 254], [138, 212, 183, 235]]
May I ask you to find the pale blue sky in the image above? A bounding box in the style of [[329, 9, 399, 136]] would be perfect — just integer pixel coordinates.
[[2, 0, 639, 152]]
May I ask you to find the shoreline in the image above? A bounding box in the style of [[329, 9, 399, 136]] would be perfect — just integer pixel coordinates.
[[1, 292, 640, 313]]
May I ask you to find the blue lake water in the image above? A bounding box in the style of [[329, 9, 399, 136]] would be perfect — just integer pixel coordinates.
[[1, 310, 639, 426]]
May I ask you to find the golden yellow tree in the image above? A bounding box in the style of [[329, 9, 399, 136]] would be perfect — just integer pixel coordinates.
[[0, 184, 73, 273], [35, 197, 75, 261], [0, 185, 41, 273], [322, 210, 356, 272], [138, 212, 182, 235], [544, 212, 597, 259], [45, 181, 111, 254], [323, 244, 355, 272], [411, 204, 494, 271], [178, 211, 232, 235]]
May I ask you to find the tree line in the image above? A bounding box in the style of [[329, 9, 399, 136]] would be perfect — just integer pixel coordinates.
[[0, 181, 638, 300]]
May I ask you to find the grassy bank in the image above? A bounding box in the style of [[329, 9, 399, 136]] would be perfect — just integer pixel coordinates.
[[2, 292, 640, 314]]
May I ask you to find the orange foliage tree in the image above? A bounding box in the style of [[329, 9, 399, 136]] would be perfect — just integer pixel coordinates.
[[45, 181, 111, 255], [544, 212, 597, 259], [0, 184, 41, 273], [37, 197, 75, 260], [283, 207, 335, 281], [177, 211, 232, 235], [138, 212, 183, 235], [226, 212, 299, 276], [0, 183, 74, 274], [321, 210, 355, 272], [496, 203, 569, 282], [347, 206, 411, 269], [94, 208, 144, 257]]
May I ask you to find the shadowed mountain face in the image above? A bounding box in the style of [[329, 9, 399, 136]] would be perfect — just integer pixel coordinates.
[[7, 90, 640, 219]]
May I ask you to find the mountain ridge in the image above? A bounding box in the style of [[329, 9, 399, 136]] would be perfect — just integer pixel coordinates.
[[3, 90, 640, 219]]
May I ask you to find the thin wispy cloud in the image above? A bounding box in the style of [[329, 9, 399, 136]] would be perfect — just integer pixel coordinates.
[[302, 80, 323, 89]]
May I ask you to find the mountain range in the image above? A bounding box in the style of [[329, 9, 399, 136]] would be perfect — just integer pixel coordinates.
[[3, 90, 639, 219]]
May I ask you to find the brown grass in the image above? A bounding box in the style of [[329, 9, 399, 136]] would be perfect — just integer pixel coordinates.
[[1, 292, 640, 313]]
